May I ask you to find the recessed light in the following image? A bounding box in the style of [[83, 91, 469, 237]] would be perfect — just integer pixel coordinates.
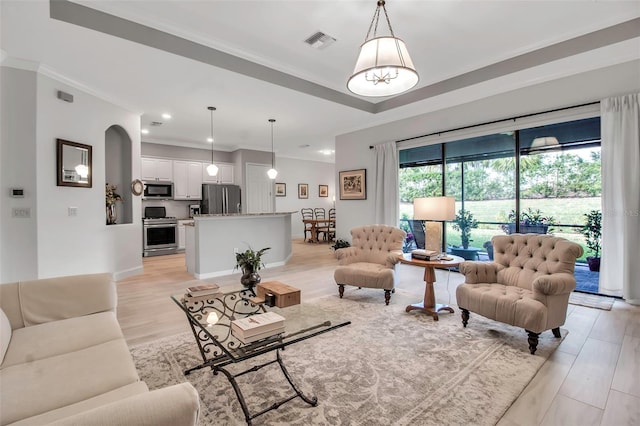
[[162, 113, 172, 119], [207, 137, 213, 143], [141, 129, 149, 134]]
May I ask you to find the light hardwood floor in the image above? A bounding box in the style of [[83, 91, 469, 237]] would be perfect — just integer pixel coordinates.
[[117, 239, 640, 426]]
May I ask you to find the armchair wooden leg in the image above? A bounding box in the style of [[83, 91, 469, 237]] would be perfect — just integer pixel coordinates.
[[526, 330, 540, 354], [461, 308, 469, 327], [552, 327, 561, 338], [338, 284, 344, 299], [384, 289, 391, 305]]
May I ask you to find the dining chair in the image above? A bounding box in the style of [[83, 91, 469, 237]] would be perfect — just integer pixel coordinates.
[[314, 208, 329, 241], [327, 208, 336, 241], [300, 208, 314, 242]]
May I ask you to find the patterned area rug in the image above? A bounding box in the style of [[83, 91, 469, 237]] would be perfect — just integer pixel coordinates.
[[130, 290, 564, 426]]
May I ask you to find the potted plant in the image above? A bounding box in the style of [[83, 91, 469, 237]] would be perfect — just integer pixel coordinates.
[[452, 209, 478, 250], [580, 210, 601, 272], [503, 208, 556, 234], [235, 246, 270, 289]]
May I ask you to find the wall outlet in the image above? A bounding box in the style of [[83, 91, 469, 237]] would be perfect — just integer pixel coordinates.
[[12, 207, 31, 218]]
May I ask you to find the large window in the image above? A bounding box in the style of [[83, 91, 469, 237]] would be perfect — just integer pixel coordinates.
[[399, 117, 601, 262]]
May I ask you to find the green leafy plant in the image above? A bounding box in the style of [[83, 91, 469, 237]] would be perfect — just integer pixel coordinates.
[[332, 239, 351, 251], [581, 210, 602, 258], [452, 209, 478, 249], [234, 246, 270, 273]]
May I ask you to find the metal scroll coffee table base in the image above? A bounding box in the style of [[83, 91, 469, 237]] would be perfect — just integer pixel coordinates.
[[172, 289, 349, 425]]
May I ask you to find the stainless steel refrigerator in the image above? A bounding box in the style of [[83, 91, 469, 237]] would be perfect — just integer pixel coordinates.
[[201, 184, 242, 214]]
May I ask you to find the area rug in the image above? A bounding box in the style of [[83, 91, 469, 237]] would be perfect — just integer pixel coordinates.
[[130, 290, 564, 426], [569, 291, 615, 311]]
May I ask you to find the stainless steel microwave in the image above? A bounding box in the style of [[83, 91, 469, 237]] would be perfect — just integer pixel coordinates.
[[143, 181, 173, 199]]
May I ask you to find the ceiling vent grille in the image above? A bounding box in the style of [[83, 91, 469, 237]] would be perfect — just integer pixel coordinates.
[[304, 31, 336, 49], [150, 121, 163, 126]]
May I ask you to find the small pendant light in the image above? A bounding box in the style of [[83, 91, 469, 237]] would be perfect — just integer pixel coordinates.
[[206, 106, 218, 176], [267, 119, 278, 179]]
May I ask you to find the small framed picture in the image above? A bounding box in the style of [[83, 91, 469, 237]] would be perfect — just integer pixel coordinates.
[[298, 183, 308, 199], [319, 184, 328, 197], [339, 169, 366, 200], [275, 182, 286, 197]]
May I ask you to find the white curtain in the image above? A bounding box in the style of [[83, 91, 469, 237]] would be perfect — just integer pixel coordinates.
[[600, 93, 640, 304], [373, 141, 399, 226]]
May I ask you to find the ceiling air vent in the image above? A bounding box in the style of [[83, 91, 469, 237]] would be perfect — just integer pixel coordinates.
[[150, 121, 163, 126], [304, 31, 336, 49]]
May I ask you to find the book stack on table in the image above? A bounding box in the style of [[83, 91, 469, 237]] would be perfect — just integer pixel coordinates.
[[411, 249, 439, 260], [230, 312, 285, 344], [184, 283, 223, 301]]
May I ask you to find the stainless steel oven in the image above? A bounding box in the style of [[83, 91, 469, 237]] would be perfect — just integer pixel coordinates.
[[143, 207, 178, 257]]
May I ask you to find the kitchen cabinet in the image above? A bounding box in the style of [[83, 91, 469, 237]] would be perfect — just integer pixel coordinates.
[[202, 162, 234, 184], [173, 161, 203, 200], [141, 157, 173, 181]]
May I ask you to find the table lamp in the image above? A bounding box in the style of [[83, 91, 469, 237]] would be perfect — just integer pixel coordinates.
[[413, 196, 456, 254]]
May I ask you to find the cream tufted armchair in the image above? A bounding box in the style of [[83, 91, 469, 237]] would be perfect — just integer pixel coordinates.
[[334, 225, 406, 305], [456, 234, 583, 354]]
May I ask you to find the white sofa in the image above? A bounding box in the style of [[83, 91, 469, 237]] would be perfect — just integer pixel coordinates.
[[0, 273, 200, 426]]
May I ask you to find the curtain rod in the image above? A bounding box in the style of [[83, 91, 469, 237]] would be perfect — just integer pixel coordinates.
[[369, 101, 600, 149]]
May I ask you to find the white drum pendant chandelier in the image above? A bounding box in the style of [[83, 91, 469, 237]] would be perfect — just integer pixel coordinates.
[[347, 0, 418, 97]]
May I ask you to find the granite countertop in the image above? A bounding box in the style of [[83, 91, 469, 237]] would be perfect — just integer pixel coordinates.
[[195, 211, 296, 218]]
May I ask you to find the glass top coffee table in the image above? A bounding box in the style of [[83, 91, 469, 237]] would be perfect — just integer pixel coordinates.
[[171, 286, 350, 425]]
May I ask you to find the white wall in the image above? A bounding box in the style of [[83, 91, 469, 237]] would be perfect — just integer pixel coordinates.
[[335, 61, 640, 242], [274, 157, 335, 238], [0, 67, 38, 281], [0, 66, 143, 281]]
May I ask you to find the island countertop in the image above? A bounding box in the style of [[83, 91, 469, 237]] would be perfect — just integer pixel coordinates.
[[194, 211, 296, 218]]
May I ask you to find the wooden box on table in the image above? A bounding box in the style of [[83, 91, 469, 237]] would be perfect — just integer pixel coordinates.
[[256, 281, 301, 308]]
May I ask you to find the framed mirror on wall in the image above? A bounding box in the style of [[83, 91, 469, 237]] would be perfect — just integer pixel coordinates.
[[57, 139, 92, 188]]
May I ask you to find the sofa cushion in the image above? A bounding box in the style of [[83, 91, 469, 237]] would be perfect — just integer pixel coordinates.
[[0, 309, 11, 365], [456, 283, 547, 332], [8, 382, 148, 426], [335, 262, 396, 290], [1, 312, 123, 368], [0, 339, 140, 425]]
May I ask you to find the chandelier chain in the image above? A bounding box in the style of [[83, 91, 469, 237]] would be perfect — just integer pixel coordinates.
[[364, 0, 395, 42]]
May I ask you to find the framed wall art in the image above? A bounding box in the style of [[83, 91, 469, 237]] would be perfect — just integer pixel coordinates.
[[298, 183, 309, 199], [319, 184, 328, 197], [339, 169, 366, 200], [275, 182, 286, 197]]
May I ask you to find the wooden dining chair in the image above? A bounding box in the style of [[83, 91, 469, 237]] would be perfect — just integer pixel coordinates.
[[314, 208, 329, 241], [327, 208, 336, 241], [300, 208, 314, 242]]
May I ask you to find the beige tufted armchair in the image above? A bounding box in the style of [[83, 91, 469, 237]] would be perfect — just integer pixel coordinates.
[[456, 234, 583, 354], [334, 225, 406, 305]]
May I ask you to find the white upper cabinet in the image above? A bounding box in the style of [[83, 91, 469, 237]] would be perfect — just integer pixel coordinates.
[[141, 157, 173, 181], [202, 162, 234, 184], [173, 161, 203, 200]]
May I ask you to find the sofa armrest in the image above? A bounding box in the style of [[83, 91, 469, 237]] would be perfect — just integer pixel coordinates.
[[17, 273, 117, 327], [533, 273, 576, 296], [49, 383, 200, 426], [459, 261, 501, 284], [335, 247, 363, 265], [385, 251, 403, 268]]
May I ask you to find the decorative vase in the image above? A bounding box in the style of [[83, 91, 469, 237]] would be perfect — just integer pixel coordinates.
[[106, 204, 117, 225], [240, 270, 261, 291]]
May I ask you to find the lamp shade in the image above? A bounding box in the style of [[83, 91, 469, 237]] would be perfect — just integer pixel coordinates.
[[347, 36, 419, 97], [413, 196, 455, 221]]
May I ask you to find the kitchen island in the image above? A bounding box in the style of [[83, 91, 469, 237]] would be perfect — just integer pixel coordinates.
[[185, 212, 294, 279]]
